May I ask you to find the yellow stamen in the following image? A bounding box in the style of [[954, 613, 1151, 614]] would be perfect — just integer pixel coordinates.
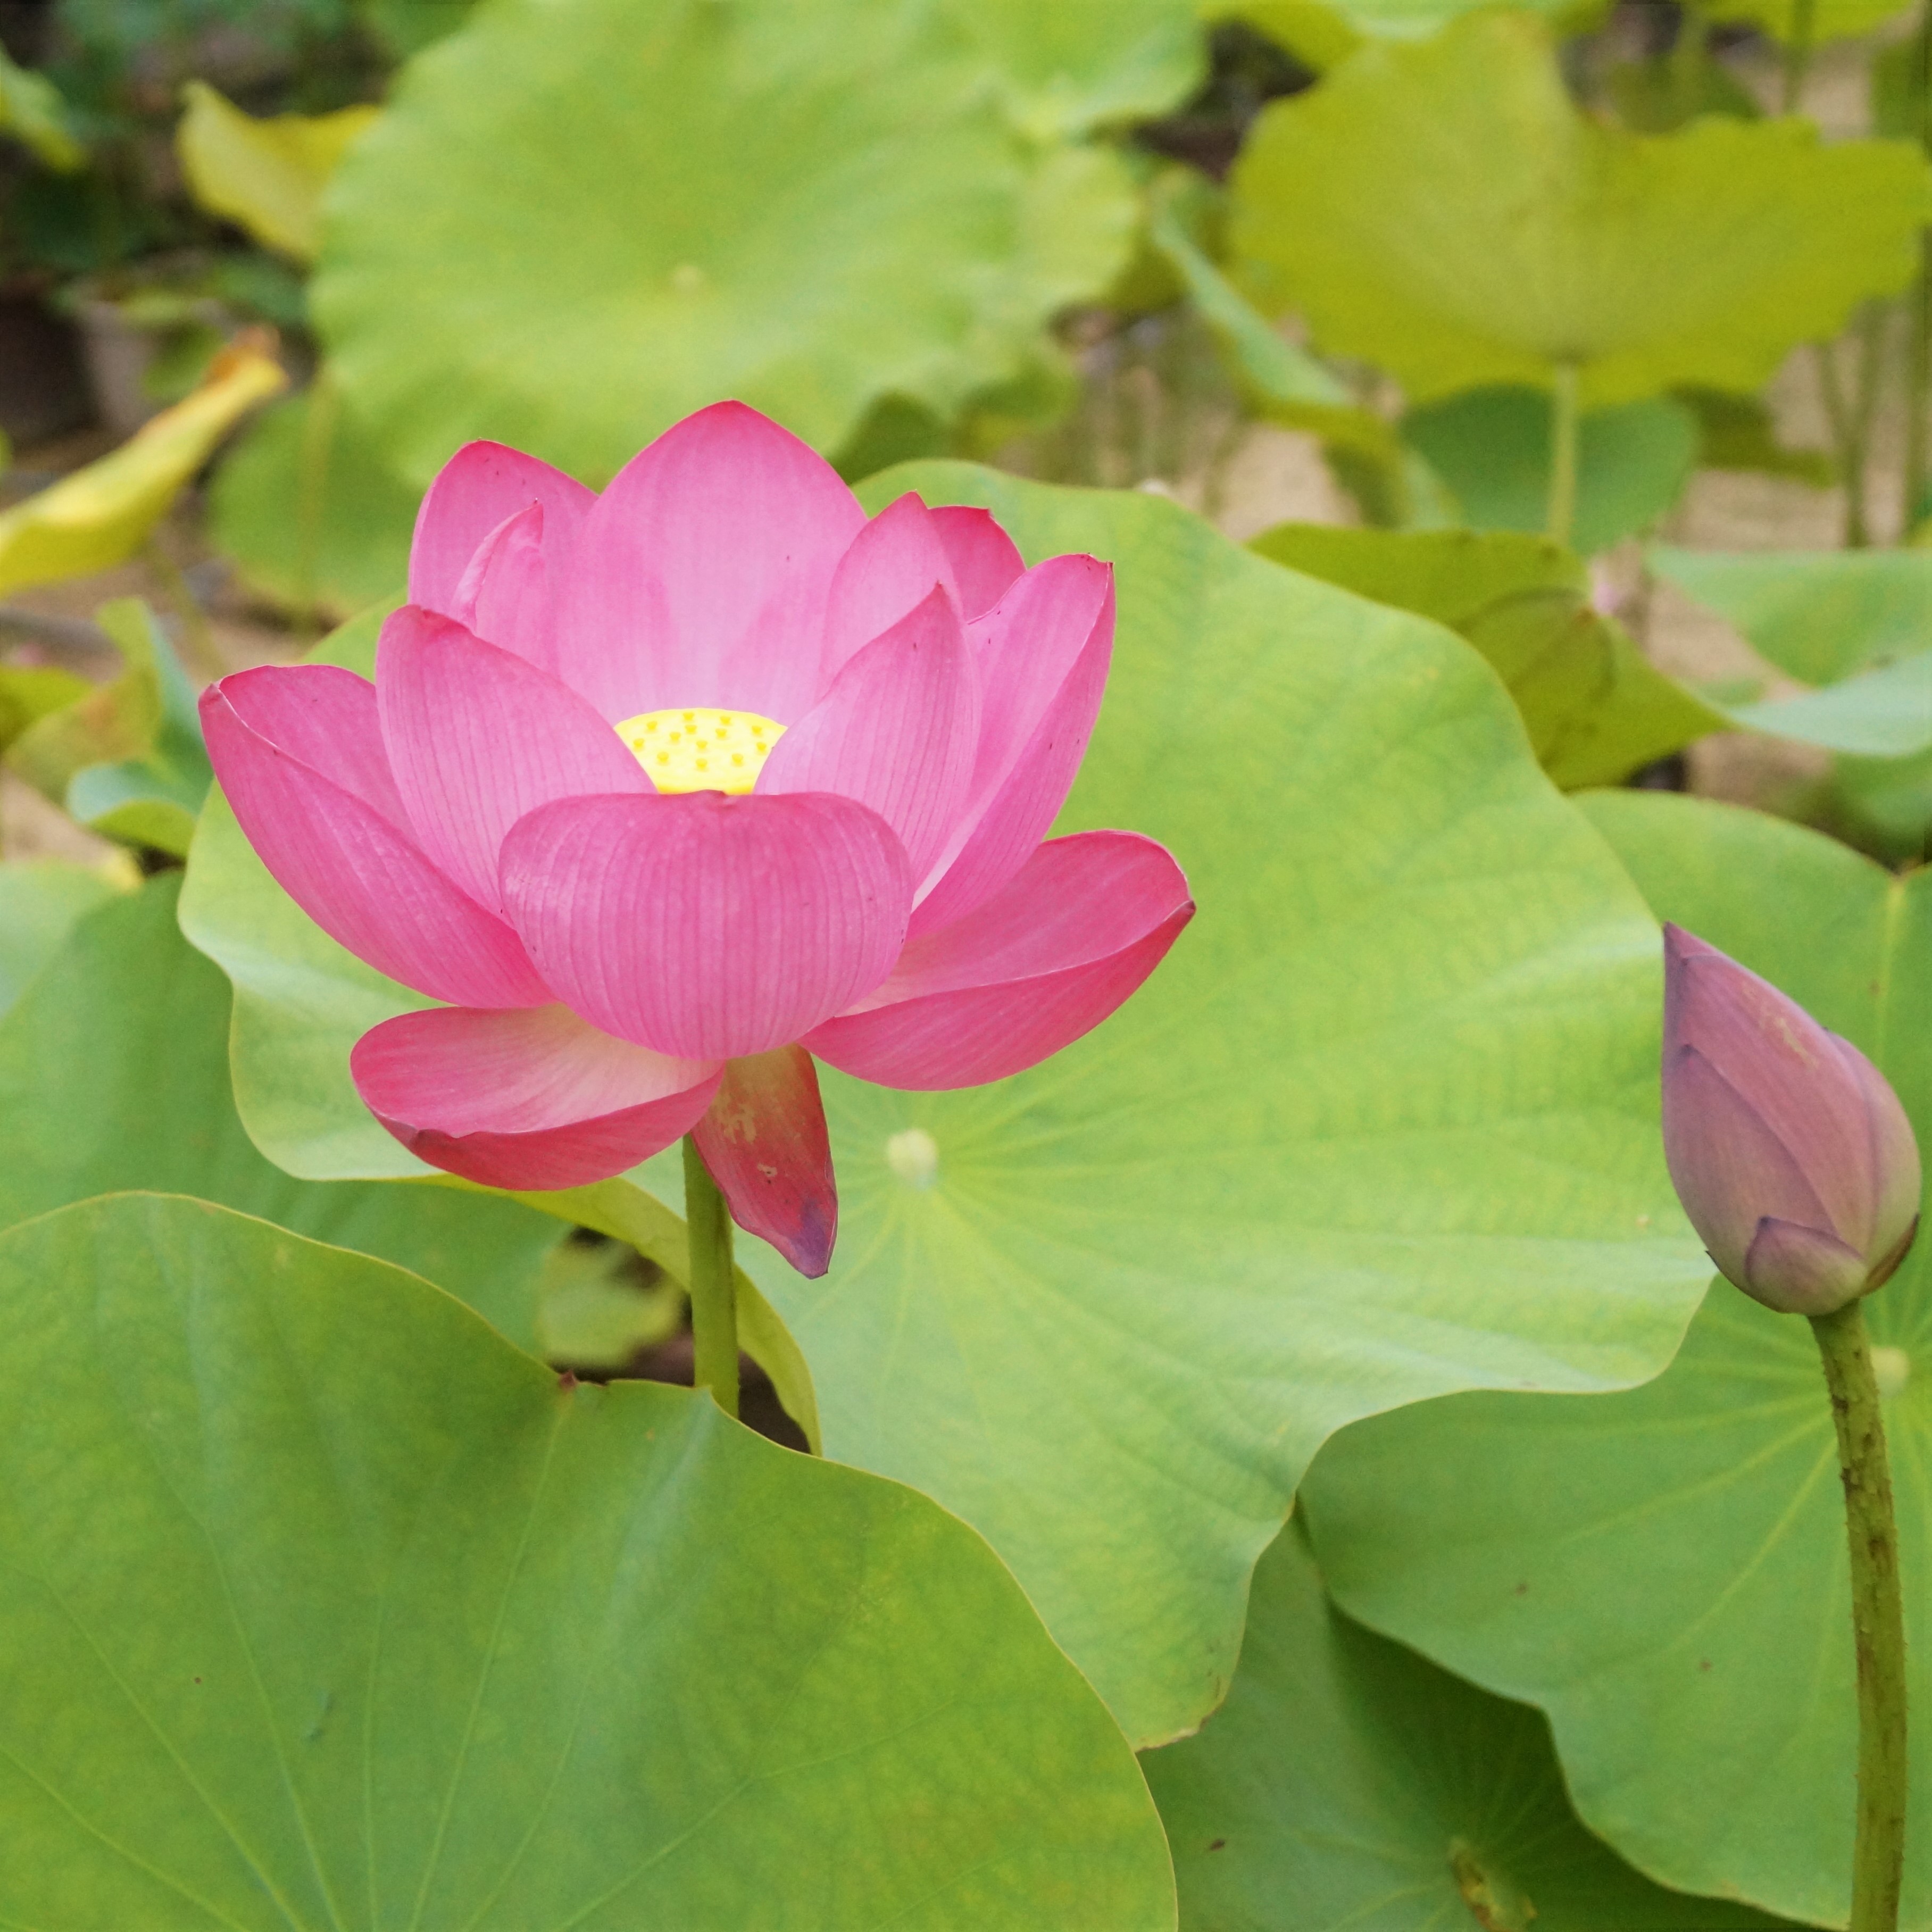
[[615, 706, 787, 794]]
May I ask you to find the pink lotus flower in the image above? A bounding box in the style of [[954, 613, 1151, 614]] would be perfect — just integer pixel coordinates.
[[203, 402, 1192, 1275]]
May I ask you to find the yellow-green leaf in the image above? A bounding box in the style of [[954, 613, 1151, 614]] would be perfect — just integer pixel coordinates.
[[1230, 12, 1932, 405], [177, 80, 379, 263], [0, 343, 285, 598]]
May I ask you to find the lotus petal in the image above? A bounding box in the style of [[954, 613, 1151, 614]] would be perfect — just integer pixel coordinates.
[[692, 1045, 837, 1276], [499, 788, 911, 1060], [352, 1002, 720, 1189], [807, 830, 1192, 1089]]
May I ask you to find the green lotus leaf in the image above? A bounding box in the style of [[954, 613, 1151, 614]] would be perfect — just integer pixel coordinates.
[[1142, 1517, 1797, 1930], [315, 0, 1193, 484], [1727, 647, 1932, 759], [1402, 388, 1698, 553], [5, 597, 213, 856], [1828, 743, 1932, 864], [182, 470, 1713, 1745], [0, 857, 128, 1017], [1229, 12, 1931, 406], [1301, 789, 1932, 1928], [1651, 545, 1932, 685], [209, 388, 419, 621], [1247, 526, 1728, 787], [0, 872, 564, 1350], [0, 1193, 1173, 1931]]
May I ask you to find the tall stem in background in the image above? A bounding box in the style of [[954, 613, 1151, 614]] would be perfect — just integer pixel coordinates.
[[1784, 0, 1818, 112], [1545, 362, 1580, 548], [683, 1135, 740, 1419], [1903, 2, 1932, 535], [1810, 1301, 1909, 1932], [1818, 323, 1879, 549]]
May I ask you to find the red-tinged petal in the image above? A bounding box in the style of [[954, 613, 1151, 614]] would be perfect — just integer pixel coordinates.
[[351, 1003, 720, 1191], [1742, 1217, 1871, 1317], [201, 686, 551, 1009], [1662, 925, 1878, 1250], [449, 502, 554, 671], [821, 492, 958, 677], [1661, 1042, 1835, 1289], [211, 663, 405, 826], [499, 788, 912, 1061], [376, 605, 647, 913], [555, 401, 865, 723], [759, 585, 979, 881], [930, 505, 1026, 619], [409, 439, 593, 613], [910, 562, 1114, 939], [805, 830, 1192, 1090], [692, 1045, 837, 1276]]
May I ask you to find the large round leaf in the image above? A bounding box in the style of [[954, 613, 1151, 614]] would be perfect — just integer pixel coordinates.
[[1229, 11, 1931, 406], [0, 1193, 1173, 1930], [209, 389, 419, 620], [1302, 790, 1932, 1928], [0, 872, 562, 1350], [314, 0, 1197, 484], [1142, 1518, 1798, 1930], [181, 470, 1714, 1746]]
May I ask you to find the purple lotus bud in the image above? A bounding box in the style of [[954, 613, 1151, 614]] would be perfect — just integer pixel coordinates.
[[1661, 925, 1920, 1316]]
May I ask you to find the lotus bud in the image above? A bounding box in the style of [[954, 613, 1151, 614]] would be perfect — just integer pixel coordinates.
[[1661, 925, 1920, 1316]]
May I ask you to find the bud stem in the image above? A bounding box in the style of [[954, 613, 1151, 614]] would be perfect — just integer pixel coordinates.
[[1811, 1299, 1908, 1932], [683, 1134, 739, 1419]]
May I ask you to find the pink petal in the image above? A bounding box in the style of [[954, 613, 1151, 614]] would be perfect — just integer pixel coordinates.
[[821, 493, 959, 677], [804, 830, 1192, 1089], [1662, 927, 1877, 1251], [212, 663, 405, 826], [1833, 1034, 1923, 1267], [376, 604, 647, 913], [449, 503, 554, 671], [351, 1003, 720, 1192], [910, 557, 1114, 939], [554, 401, 865, 723], [1661, 1042, 1834, 1288], [758, 586, 979, 881], [499, 788, 913, 1061], [691, 1045, 837, 1276], [201, 684, 551, 1009], [409, 440, 594, 613], [930, 506, 1026, 618], [1741, 1215, 1871, 1316]]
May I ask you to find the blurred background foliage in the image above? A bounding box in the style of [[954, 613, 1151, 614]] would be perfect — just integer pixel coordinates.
[[0, 0, 1926, 867]]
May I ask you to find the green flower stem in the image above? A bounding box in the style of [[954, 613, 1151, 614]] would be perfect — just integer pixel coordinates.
[[683, 1135, 740, 1418], [1545, 361, 1580, 549], [1811, 1299, 1909, 1932]]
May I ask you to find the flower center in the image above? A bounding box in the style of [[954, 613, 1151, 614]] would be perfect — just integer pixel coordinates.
[[613, 707, 787, 794]]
